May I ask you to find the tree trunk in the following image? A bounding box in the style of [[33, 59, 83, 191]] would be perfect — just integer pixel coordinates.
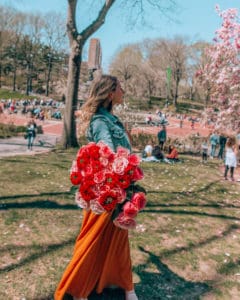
[[0, 63, 2, 88], [13, 67, 16, 91], [45, 59, 52, 96], [62, 40, 82, 148], [173, 79, 179, 107]]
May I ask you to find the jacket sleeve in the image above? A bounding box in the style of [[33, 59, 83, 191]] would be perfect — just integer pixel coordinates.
[[90, 118, 115, 150]]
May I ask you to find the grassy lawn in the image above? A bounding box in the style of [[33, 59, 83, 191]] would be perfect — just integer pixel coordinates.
[[0, 150, 240, 300]]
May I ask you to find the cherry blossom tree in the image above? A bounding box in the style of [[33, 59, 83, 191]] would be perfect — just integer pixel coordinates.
[[196, 6, 240, 131]]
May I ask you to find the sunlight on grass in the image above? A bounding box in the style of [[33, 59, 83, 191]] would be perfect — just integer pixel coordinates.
[[0, 151, 240, 299]]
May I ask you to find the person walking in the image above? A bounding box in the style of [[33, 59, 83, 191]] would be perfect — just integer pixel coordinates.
[[26, 119, 37, 151], [201, 138, 208, 163], [55, 75, 138, 300], [218, 133, 227, 160], [157, 125, 167, 151], [209, 131, 219, 158], [224, 136, 237, 181]]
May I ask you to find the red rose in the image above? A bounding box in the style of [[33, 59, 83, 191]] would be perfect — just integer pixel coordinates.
[[70, 160, 82, 185], [117, 174, 131, 189], [98, 190, 118, 211], [98, 141, 114, 158], [88, 143, 100, 160], [79, 181, 96, 201], [131, 166, 144, 181], [113, 212, 137, 230], [91, 160, 104, 173], [70, 172, 82, 185], [76, 147, 91, 168], [131, 192, 147, 210], [123, 201, 138, 218], [104, 172, 118, 188], [128, 153, 140, 166]]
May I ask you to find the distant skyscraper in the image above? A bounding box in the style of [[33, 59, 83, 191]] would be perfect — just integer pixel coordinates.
[[88, 38, 102, 71]]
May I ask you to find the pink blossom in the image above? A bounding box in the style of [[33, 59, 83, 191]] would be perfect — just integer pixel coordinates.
[[131, 192, 147, 210], [123, 201, 139, 218], [112, 157, 129, 175], [90, 200, 106, 214], [113, 212, 137, 230], [75, 192, 90, 210], [93, 171, 106, 184]]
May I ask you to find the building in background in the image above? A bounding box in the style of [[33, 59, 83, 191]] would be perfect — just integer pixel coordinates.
[[88, 38, 102, 80]]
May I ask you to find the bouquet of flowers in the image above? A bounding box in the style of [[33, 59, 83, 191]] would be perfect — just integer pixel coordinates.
[[70, 141, 146, 230]]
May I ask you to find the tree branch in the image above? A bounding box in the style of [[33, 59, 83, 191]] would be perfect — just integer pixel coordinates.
[[80, 0, 116, 41], [67, 0, 78, 43]]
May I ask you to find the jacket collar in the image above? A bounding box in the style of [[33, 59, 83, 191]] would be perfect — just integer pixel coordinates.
[[98, 107, 118, 123]]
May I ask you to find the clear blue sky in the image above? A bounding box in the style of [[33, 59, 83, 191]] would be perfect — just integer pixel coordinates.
[[2, 0, 240, 71]]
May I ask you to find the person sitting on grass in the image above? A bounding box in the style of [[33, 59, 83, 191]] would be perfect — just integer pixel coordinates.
[[142, 140, 157, 161], [166, 144, 179, 162], [142, 143, 170, 163]]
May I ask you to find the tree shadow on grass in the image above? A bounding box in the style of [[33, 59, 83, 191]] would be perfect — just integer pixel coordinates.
[[147, 180, 220, 196], [134, 246, 210, 300], [141, 208, 240, 221], [0, 199, 77, 210]]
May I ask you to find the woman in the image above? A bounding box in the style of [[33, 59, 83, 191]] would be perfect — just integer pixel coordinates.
[[166, 145, 179, 161], [26, 119, 36, 150], [224, 136, 237, 181], [55, 75, 138, 300]]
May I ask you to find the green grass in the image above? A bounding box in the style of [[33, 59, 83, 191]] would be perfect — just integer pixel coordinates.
[[0, 151, 240, 299], [0, 88, 36, 100], [0, 123, 26, 138]]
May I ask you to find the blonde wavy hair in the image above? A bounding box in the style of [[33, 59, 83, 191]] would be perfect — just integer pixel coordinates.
[[77, 75, 118, 137]]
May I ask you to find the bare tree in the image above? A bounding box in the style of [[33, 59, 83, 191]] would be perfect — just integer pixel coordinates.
[[109, 44, 141, 95], [158, 37, 188, 107], [0, 6, 15, 88], [7, 11, 26, 91], [42, 12, 67, 96], [63, 0, 178, 148]]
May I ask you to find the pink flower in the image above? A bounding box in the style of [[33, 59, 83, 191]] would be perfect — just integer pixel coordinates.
[[123, 201, 138, 218], [131, 192, 147, 210], [112, 157, 129, 175], [98, 141, 114, 158], [94, 171, 106, 184], [113, 212, 137, 230], [112, 187, 126, 203], [116, 146, 130, 158], [90, 200, 106, 214], [75, 192, 90, 210]]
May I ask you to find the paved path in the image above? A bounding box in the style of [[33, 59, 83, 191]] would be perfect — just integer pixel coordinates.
[[0, 112, 211, 158], [0, 113, 62, 158], [0, 133, 59, 158]]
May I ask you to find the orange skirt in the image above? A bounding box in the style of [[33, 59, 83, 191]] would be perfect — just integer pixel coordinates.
[[54, 210, 133, 299]]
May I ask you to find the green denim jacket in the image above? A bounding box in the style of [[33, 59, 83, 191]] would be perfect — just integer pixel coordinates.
[[87, 107, 131, 152]]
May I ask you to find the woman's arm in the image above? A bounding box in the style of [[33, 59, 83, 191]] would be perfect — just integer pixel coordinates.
[[91, 118, 115, 150]]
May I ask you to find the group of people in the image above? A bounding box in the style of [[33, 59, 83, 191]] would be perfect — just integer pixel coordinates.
[[201, 130, 240, 181], [142, 125, 179, 163]]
